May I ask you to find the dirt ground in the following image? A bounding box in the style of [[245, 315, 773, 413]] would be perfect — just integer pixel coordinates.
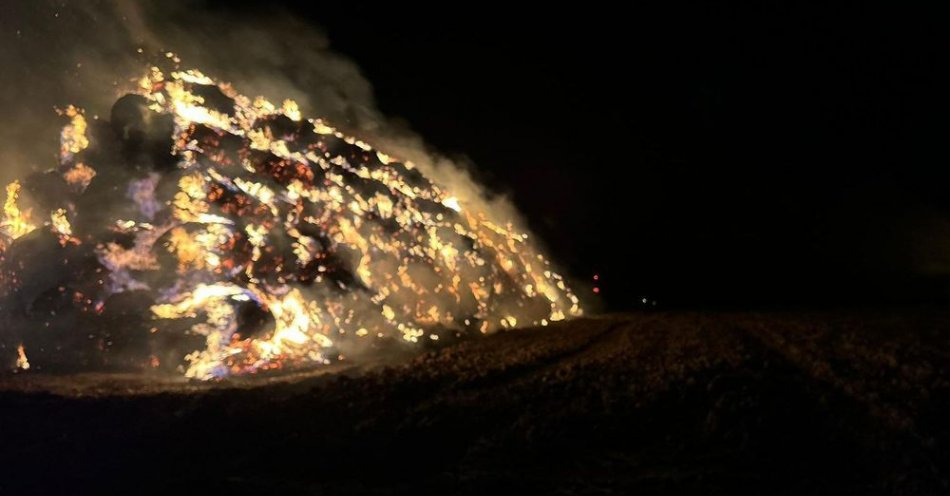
[[1, 310, 949, 495]]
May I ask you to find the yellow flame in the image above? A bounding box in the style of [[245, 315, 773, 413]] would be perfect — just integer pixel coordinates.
[[1, 181, 36, 240], [49, 208, 79, 246], [59, 105, 89, 159], [16, 344, 30, 371], [281, 99, 302, 121]]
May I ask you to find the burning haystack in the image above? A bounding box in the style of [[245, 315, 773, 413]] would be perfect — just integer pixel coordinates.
[[0, 60, 582, 379]]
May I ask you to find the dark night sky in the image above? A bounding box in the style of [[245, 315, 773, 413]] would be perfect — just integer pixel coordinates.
[[228, 2, 944, 310], [6, 2, 948, 310]]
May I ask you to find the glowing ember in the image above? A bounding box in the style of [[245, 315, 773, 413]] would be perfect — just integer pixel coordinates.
[[0, 61, 582, 379], [63, 163, 97, 191]]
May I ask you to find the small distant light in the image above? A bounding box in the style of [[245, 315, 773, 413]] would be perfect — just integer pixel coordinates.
[[593, 274, 599, 281], [593, 287, 600, 294], [642, 298, 648, 304]]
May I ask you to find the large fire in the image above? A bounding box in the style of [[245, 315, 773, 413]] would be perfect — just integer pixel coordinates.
[[0, 61, 582, 379]]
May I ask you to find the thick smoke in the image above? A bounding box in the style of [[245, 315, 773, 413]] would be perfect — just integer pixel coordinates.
[[0, 0, 531, 248], [1, 1, 371, 180]]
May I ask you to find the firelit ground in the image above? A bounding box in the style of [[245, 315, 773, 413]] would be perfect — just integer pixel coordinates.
[[1, 309, 948, 495]]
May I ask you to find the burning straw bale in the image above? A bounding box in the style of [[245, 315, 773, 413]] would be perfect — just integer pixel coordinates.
[[0, 60, 582, 379]]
